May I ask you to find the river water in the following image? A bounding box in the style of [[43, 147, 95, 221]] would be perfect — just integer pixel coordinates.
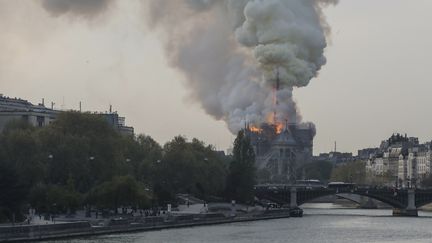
[[46, 204, 432, 243]]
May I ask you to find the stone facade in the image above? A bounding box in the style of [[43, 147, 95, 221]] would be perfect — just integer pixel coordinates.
[[247, 123, 314, 184]]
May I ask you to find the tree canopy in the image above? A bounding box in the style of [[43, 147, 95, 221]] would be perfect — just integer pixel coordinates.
[[0, 111, 229, 222], [330, 161, 366, 184], [225, 130, 256, 203]]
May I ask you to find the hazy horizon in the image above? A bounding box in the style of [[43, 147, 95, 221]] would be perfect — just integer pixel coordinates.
[[1, 0, 432, 155]]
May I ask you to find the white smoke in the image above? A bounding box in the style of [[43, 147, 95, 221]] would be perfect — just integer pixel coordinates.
[[145, 0, 337, 133]]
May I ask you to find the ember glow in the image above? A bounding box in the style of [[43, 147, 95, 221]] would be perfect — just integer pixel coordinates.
[[274, 123, 284, 134], [249, 126, 263, 134], [264, 112, 286, 134]]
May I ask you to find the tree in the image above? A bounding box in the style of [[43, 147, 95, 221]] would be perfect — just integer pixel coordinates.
[[0, 160, 27, 222], [330, 161, 366, 184], [88, 176, 150, 212], [153, 136, 227, 204], [298, 160, 333, 183], [0, 111, 233, 220], [43, 111, 128, 188], [28, 180, 83, 214], [120, 134, 162, 184], [225, 130, 256, 203], [1, 125, 43, 188]]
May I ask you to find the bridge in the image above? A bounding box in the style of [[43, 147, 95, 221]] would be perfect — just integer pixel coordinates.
[[255, 185, 432, 216]]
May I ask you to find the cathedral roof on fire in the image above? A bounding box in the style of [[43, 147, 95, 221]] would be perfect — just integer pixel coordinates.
[[272, 129, 298, 146]]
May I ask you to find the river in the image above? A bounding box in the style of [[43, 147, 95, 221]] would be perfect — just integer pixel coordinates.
[[45, 204, 432, 243]]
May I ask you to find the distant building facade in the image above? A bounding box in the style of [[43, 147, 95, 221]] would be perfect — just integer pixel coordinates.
[[358, 148, 380, 160], [365, 133, 432, 187], [0, 94, 134, 136], [101, 112, 134, 136], [314, 151, 355, 164], [0, 95, 59, 131]]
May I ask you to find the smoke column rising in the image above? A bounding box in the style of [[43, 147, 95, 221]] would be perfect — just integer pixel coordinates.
[[145, 0, 336, 134], [36, 0, 336, 134]]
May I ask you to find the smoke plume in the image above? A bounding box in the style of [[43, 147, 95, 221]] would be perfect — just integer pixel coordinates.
[[145, 0, 336, 133], [41, 0, 113, 18], [37, 0, 336, 134], [151, 0, 337, 133]]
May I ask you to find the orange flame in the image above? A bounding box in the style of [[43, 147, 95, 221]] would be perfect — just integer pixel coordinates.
[[264, 113, 285, 134], [275, 123, 284, 134], [249, 126, 263, 133]]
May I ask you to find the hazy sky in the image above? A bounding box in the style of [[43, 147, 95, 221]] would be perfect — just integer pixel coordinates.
[[1, 0, 431, 154]]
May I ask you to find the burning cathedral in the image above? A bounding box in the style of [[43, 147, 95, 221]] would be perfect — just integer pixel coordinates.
[[146, 1, 333, 183], [240, 67, 316, 184], [245, 109, 315, 184]]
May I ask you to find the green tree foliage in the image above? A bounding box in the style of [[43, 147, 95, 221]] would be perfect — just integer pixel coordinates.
[[154, 137, 227, 204], [46, 185, 82, 214], [0, 159, 27, 222], [29, 180, 82, 214], [225, 130, 256, 203], [298, 160, 334, 182], [0, 111, 232, 221], [0, 122, 36, 222], [120, 135, 163, 183], [330, 161, 366, 184], [1, 123, 42, 187], [365, 171, 395, 186], [36, 112, 128, 191], [88, 176, 150, 211]]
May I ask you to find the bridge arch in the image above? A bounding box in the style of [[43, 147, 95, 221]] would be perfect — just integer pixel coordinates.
[[255, 186, 409, 209], [414, 189, 432, 207], [297, 190, 405, 209]]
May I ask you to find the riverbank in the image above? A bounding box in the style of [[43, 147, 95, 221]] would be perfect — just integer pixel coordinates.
[[0, 209, 291, 242]]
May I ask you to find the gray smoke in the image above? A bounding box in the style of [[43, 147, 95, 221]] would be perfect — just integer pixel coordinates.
[[41, 0, 113, 18], [149, 0, 337, 133], [144, 0, 336, 133]]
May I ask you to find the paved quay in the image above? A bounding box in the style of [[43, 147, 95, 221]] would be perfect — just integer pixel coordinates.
[[0, 203, 291, 242]]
